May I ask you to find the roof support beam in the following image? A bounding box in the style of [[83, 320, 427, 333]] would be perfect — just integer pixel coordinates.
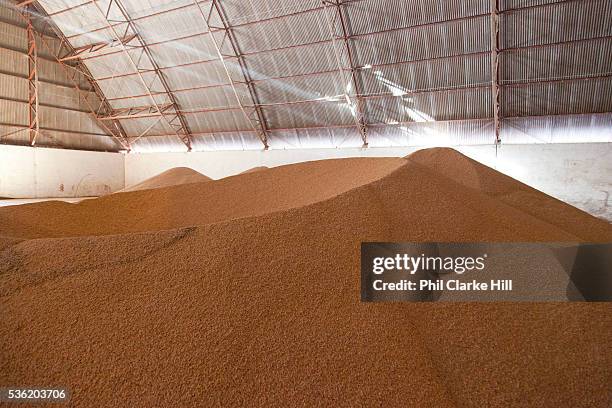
[[88, 0, 194, 150], [322, 0, 367, 147], [14, 1, 131, 150], [191, 0, 269, 149], [491, 0, 501, 146], [15, 0, 36, 7], [98, 103, 175, 121], [58, 33, 138, 62]]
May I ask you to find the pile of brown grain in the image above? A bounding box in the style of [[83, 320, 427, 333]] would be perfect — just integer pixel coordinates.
[[119, 167, 212, 192], [239, 165, 269, 174], [0, 157, 404, 239], [0, 148, 610, 407]]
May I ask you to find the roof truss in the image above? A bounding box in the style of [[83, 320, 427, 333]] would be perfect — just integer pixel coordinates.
[[16, 1, 132, 150], [191, 0, 270, 149], [87, 0, 194, 150]]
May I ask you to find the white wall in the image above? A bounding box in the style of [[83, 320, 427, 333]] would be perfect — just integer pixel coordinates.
[[125, 143, 612, 221], [0, 145, 124, 198], [463, 144, 612, 221]]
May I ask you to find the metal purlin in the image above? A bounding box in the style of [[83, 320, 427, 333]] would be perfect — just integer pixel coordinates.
[[491, 0, 501, 147]]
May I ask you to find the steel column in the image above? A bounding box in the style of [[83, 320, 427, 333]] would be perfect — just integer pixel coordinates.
[[24, 10, 40, 145], [322, 0, 367, 146], [491, 0, 501, 146], [191, 0, 269, 149]]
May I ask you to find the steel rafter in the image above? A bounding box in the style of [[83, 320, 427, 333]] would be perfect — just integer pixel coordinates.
[[59, 1, 488, 46], [192, 0, 269, 149], [491, 0, 501, 146], [88, 0, 193, 150], [98, 103, 175, 121], [322, 0, 367, 147], [71, 25, 612, 84], [14, 1, 131, 150], [58, 33, 138, 62], [15, 0, 36, 7]]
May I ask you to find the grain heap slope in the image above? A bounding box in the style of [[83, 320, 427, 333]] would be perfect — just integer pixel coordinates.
[[120, 167, 212, 192], [1, 148, 611, 407], [0, 158, 405, 238]]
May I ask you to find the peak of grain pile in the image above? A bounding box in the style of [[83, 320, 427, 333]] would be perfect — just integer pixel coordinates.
[[119, 167, 212, 193], [1, 148, 611, 407], [239, 165, 269, 174]]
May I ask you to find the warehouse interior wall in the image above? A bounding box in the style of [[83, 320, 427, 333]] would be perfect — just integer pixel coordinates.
[[125, 143, 612, 221], [0, 144, 124, 198]]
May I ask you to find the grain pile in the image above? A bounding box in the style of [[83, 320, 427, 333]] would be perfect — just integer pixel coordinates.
[[1, 148, 611, 407], [119, 167, 212, 192], [0, 157, 404, 239], [239, 165, 269, 174]]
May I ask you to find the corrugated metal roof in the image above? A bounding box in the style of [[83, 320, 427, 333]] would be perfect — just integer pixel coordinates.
[[222, 0, 321, 26], [245, 41, 339, 80], [500, 37, 612, 84], [356, 53, 490, 96], [500, 0, 612, 48], [263, 100, 356, 129], [344, 0, 490, 34], [186, 108, 252, 133], [502, 77, 612, 117], [365, 87, 492, 124], [350, 16, 491, 66], [191, 130, 262, 150], [2, 0, 610, 152], [174, 84, 246, 110], [255, 71, 344, 104]]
